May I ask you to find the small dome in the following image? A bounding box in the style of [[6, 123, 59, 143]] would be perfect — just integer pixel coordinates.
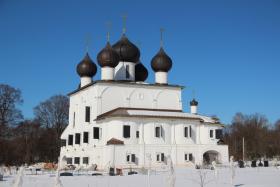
[[190, 99, 198, 106], [135, 62, 148, 82], [97, 42, 120, 68], [151, 47, 172, 72], [112, 35, 140, 63], [76, 53, 97, 77]]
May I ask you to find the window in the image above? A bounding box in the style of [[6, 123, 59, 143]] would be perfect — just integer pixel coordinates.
[[66, 157, 72, 164], [155, 126, 161, 137], [136, 131, 139, 138], [189, 126, 192, 137], [123, 125, 130, 138], [210, 130, 214, 138], [85, 106, 90, 122], [83, 132, 89, 143], [73, 112, 75, 127], [75, 133, 81, 144], [93, 127, 100, 139], [126, 154, 136, 163], [83, 157, 89, 164], [125, 65, 130, 79], [184, 127, 189, 138], [156, 153, 165, 162], [184, 154, 188, 161], [74, 157, 80, 164], [61, 139, 66, 147], [68, 135, 73, 145], [185, 153, 193, 161], [215, 129, 223, 139], [131, 154, 136, 163], [189, 154, 193, 161]]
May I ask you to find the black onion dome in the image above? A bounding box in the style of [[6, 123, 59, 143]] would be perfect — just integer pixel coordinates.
[[135, 62, 148, 82], [151, 47, 172, 72], [76, 53, 97, 77], [112, 35, 140, 63], [190, 99, 198, 106], [97, 42, 120, 68]]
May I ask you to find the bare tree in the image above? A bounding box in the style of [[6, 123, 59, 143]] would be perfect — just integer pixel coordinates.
[[34, 95, 69, 136], [34, 95, 69, 159], [0, 84, 23, 131]]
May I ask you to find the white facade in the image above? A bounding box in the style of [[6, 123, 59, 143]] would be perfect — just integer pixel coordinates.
[[60, 81, 228, 170]]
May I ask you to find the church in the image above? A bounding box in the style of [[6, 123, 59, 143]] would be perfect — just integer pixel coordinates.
[[60, 27, 229, 170]]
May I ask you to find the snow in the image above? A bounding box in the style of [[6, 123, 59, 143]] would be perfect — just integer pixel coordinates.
[[1, 167, 280, 187]]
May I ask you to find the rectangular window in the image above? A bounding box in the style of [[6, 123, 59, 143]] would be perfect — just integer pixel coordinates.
[[156, 153, 164, 162], [185, 154, 188, 161], [126, 155, 130, 162], [210, 130, 213, 138], [155, 126, 161, 137], [123, 125, 130, 138], [85, 106, 90, 122], [184, 127, 189, 138], [125, 65, 130, 79], [75, 133, 81, 144], [93, 127, 100, 139], [161, 153, 165, 162], [68, 135, 73, 145], [66, 157, 72, 164], [215, 129, 223, 139], [189, 126, 192, 137], [156, 154, 160, 162], [131, 154, 136, 163], [73, 112, 75, 127], [83, 157, 89, 164], [74, 157, 80, 164], [83, 132, 89, 143], [189, 153, 193, 161], [136, 131, 139, 138], [185, 153, 193, 161]]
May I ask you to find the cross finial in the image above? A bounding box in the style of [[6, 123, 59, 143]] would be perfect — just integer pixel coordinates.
[[192, 89, 196, 99], [122, 14, 127, 35], [85, 34, 91, 53], [105, 21, 112, 42], [160, 28, 165, 47]]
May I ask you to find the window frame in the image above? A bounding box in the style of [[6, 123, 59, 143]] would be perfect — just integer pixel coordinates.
[[184, 126, 189, 138], [93, 127, 100, 139], [74, 157, 80, 164], [66, 157, 73, 164], [83, 157, 89, 165], [83, 132, 89, 143], [123, 125, 131, 138], [68, 134, 73, 146], [210, 129, 214, 138], [75, 133, 81, 144], [85, 106, 90, 122]]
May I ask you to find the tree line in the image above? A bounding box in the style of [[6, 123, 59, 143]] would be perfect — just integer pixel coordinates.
[[0, 84, 69, 165], [224, 113, 280, 160], [0, 83, 279, 165]]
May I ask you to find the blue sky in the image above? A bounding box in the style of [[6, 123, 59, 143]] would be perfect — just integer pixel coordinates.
[[0, 0, 279, 124]]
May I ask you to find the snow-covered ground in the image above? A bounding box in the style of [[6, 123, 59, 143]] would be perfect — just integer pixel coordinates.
[[1, 167, 280, 187]]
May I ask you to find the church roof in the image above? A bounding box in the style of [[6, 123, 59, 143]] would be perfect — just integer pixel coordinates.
[[96, 107, 222, 125], [68, 80, 184, 96]]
